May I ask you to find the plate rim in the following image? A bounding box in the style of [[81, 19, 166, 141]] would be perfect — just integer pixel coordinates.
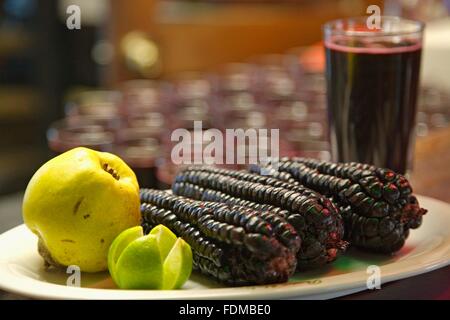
[[0, 195, 449, 300]]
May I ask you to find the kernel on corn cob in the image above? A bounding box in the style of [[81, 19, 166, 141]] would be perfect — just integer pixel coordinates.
[[249, 157, 427, 253], [140, 189, 300, 285], [172, 167, 347, 269]]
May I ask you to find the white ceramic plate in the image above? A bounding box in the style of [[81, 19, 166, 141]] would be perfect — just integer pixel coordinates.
[[0, 195, 449, 300]]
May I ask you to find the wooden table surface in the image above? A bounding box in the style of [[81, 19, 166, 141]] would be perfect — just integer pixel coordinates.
[[0, 128, 449, 300]]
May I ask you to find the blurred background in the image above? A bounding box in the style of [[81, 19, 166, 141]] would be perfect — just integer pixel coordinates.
[[1, 0, 450, 195]]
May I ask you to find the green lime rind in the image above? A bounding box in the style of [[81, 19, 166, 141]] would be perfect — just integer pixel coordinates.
[[115, 235, 163, 289], [107, 225, 143, 286], [162, 237, 193, 290], [108, 224, 193, 290], [149, 225, 178, 262]]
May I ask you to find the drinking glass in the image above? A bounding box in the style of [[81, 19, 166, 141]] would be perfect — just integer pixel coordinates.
[[323, 16, 424, 173]]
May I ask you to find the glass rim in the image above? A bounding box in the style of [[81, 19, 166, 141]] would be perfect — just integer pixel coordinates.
[[323, 16, 425, 37]]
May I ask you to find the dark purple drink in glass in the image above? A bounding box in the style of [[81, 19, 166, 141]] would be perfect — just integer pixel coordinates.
[[323, 17, 424, 173]]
